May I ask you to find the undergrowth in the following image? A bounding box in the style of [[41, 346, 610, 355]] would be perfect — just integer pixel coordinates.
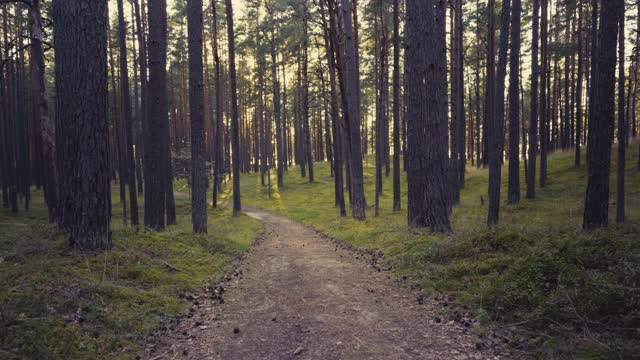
[[0, 188, 262, 359]]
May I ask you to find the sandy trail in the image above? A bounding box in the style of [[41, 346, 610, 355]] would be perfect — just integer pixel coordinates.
[[146, 207, 499, 359]]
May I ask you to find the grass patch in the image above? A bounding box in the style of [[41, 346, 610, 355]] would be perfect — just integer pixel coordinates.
[[237, 144, 640, 358], [0, 187, 262, 359]]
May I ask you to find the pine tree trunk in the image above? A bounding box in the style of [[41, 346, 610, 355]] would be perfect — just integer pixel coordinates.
[[267, 6, 283, 189], [527, 0, 540, 199], [118, 0, 139, 225], [188, 0, 207, 232], [30, 0, 58, 222], [584, 0, 621, 229], [587, 0, 598, 162], [131, 2, 144, 195], [539, 0, 548, 188], [507, 0, 521, 205], [108, 20, 127, 225], [575, 0, 584, 167], [487, 0, 500, 225], [392, 0, 401, 211], [616, 3, 626, 224], [225, 0, 241, 216], [53, 0, 111, 249], [340, 0, 366, 220], [449, 0, 460, 204], [406, 0, 450, 232], [144, 0, 168, 230], [320, 0, 345, 216], [302, 16, 314, 183], [455, 0, 466, 189]]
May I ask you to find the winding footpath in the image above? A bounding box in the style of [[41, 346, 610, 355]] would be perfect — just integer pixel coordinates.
[[146, 207, 502, 359]]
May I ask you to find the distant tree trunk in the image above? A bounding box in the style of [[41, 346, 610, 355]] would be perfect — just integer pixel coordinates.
[[144, 0, 168, 230], [188, 0, 207, 232], [616, 3, 625, 224], [627, 1, 640, 142], [507, 0, 521, 205], [267, 6, 283, 190], [521, 64, 528, 177], [587, 0, 598, 160], [487, 0, 500, 225], [449, 0, 460, 204], [475, 2, 482, 170], [0, 8, 6, 210], [526, 0, 540, 199], [575, 0, 584, 167], [563, 15, 571, 151], [320, 70, 333, 171], [320, 0, 345, 216], [302, 16, 314, 183], [118, 0, 139, 226], [296, 51, 305, 177], [282, 60, 289, 171], [53, 0, 111, 249], [225, 0, 241, 216], [211, 0, 223, 208], [340, 0, 366, 220], [392, 0, 401, 211], [107, 20, 127, 224], [131, 1, 144, 195], [133, 0, 148, 195], [374, 7, 384, 216], [455, 0, 465, 189], [30, 0, 58, 222], [539, 0, 548, 188], [584, 0, 621, 229], [2, 6, 18, 214], [496, 0, 510, 160]]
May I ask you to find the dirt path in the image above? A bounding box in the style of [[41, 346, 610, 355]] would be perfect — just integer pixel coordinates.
[[146, 208, 500, 359]]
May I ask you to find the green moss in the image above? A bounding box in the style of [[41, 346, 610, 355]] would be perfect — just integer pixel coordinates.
[[237, 144, 640, 358], [0, 188, 262, 359]]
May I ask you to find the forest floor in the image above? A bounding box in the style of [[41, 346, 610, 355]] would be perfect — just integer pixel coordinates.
[[147, 206, 500, 360], [0, 189, 262, 359], [224, 145, 640, 358]]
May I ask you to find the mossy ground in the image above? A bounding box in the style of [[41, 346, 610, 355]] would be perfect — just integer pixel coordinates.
[[237, 145, 640, 358], [0, 188, 262, 359]]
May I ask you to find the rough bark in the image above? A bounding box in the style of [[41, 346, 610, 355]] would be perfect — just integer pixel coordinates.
[[583, 0, 621, 229], [53, 0, 111, 249], [188, 0, 207, 232], [406, 0, 450, 232], [144, 0, 168, 230]]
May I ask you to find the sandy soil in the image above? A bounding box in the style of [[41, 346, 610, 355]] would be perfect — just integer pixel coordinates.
[[145, 207, 503, 359]]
